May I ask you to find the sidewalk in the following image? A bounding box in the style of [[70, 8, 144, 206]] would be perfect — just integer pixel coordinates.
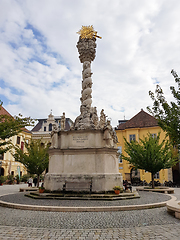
[[0, 183, 28, 195]]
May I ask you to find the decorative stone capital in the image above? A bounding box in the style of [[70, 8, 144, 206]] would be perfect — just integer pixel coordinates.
[[77, 37, 96, 63]]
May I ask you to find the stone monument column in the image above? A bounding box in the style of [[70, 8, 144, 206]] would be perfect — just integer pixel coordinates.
[[44, 26, 122, 193], [73, 26, 101, 130], [77, 36, 96, 110]]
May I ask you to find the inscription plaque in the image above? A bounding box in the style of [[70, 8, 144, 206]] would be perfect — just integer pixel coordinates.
[[72, 135, 88, 146]]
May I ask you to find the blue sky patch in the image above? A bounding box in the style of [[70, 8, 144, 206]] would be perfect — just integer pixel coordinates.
[[152, 78, 160, 84], [0, 95, 9, 106], [25, 23, 45, 43], [110, 105, 125, 112], [0, 79, 23, 105]]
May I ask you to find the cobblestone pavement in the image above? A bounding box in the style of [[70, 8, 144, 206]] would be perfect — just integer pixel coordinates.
[[0, 224, 180, 240], [0, 184, 180, 239]]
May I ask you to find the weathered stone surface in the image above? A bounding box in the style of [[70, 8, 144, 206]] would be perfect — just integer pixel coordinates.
[[45, 130, 122, 192], [77, 37, 96, 63], [45, 173, 122, 193]]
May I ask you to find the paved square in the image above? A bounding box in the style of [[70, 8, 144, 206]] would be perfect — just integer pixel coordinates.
[[0, 184, 180, 239]]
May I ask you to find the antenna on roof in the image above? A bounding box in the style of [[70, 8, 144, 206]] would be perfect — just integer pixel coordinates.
[[124, 114, 125, 120]]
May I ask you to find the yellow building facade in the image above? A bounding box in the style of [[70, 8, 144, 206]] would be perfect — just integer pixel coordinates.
[[115, 109, 173, 184], [0, 106, 32, 177]]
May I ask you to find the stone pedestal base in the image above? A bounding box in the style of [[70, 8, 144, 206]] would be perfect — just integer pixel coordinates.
[[44, 173, 122, 192], [44, 129, 123, 192]]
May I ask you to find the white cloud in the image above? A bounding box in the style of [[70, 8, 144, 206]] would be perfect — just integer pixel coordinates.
[[0, 0, 180, 128]]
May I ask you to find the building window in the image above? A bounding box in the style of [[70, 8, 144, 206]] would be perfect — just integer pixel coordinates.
[[44, 127, 46, 131], [151, 133, 157, 138], [21, 142, 24, 151], [135, 169, 138, 176], [117, 146, 122, 163], [129, 134, 136, 142], [0, 153, 3, 160], [17, 136, 20, 144], [154, 172, 159, 179], [49, 123, 52, 131]]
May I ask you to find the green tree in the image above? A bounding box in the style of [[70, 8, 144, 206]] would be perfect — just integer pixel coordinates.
[[0, 101, 34, 154], [148, 70, 180, 150], [13, 139, 49, 187], [122, 133, 177, 188]]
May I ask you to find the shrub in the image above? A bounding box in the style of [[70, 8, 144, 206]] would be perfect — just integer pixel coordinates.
[[0, 176, 5, 184], [20, 174, 29, 183], [6, 175, 14, 184]]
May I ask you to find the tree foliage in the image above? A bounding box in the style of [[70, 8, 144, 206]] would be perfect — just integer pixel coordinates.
[[13, 139, 49, 187], [122, 133, 177, 188], [148, 70, 180, 150], [0, 101, 34, 154]]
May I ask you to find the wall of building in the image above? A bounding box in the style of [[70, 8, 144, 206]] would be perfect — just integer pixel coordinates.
[[116, 126, 172, 184], [0, 131, 31, 177]]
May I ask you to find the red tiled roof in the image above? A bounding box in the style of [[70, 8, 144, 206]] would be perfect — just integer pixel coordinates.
[[0, 105, 12, 117], [0, 105, 31, 133], [21, 127, 31, 133], [117, 109, 158, 130]]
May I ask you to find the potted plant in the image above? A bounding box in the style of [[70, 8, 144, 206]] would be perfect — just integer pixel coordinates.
[[39, 183, 45, 193], [113, 186, 123, 194], [39, 186, 45, 193]]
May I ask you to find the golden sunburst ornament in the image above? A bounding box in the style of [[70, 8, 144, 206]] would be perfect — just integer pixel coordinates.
[[77, 25, 102, 39]]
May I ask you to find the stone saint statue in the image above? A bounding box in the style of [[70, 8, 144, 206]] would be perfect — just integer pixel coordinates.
[[60, 112, 66, 131], [92, 107, 99, 129], [99, 109, 106, 129], [103, 120, 113, 147], [103, 120, 118, 147], [50, 124, 59, 148]]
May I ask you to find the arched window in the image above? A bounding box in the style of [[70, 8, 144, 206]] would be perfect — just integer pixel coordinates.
[[49, 123, 52, 131]]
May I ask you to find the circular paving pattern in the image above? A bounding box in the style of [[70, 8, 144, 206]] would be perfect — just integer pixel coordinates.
[[0, 191, 171, 207]]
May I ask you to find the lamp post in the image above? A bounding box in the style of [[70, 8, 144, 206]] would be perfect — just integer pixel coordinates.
[[17, 166, 20, 180]]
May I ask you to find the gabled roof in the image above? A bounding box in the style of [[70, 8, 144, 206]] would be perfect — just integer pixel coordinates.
[[117, 109, 158, 130], [0, 105, 12, 117], [31, 120, 43, 132], [0, 105, 31, 133], [31, 118, 72, 132]]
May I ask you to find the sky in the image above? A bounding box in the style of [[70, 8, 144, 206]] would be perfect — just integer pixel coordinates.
[[0, 0, 180, 128]]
